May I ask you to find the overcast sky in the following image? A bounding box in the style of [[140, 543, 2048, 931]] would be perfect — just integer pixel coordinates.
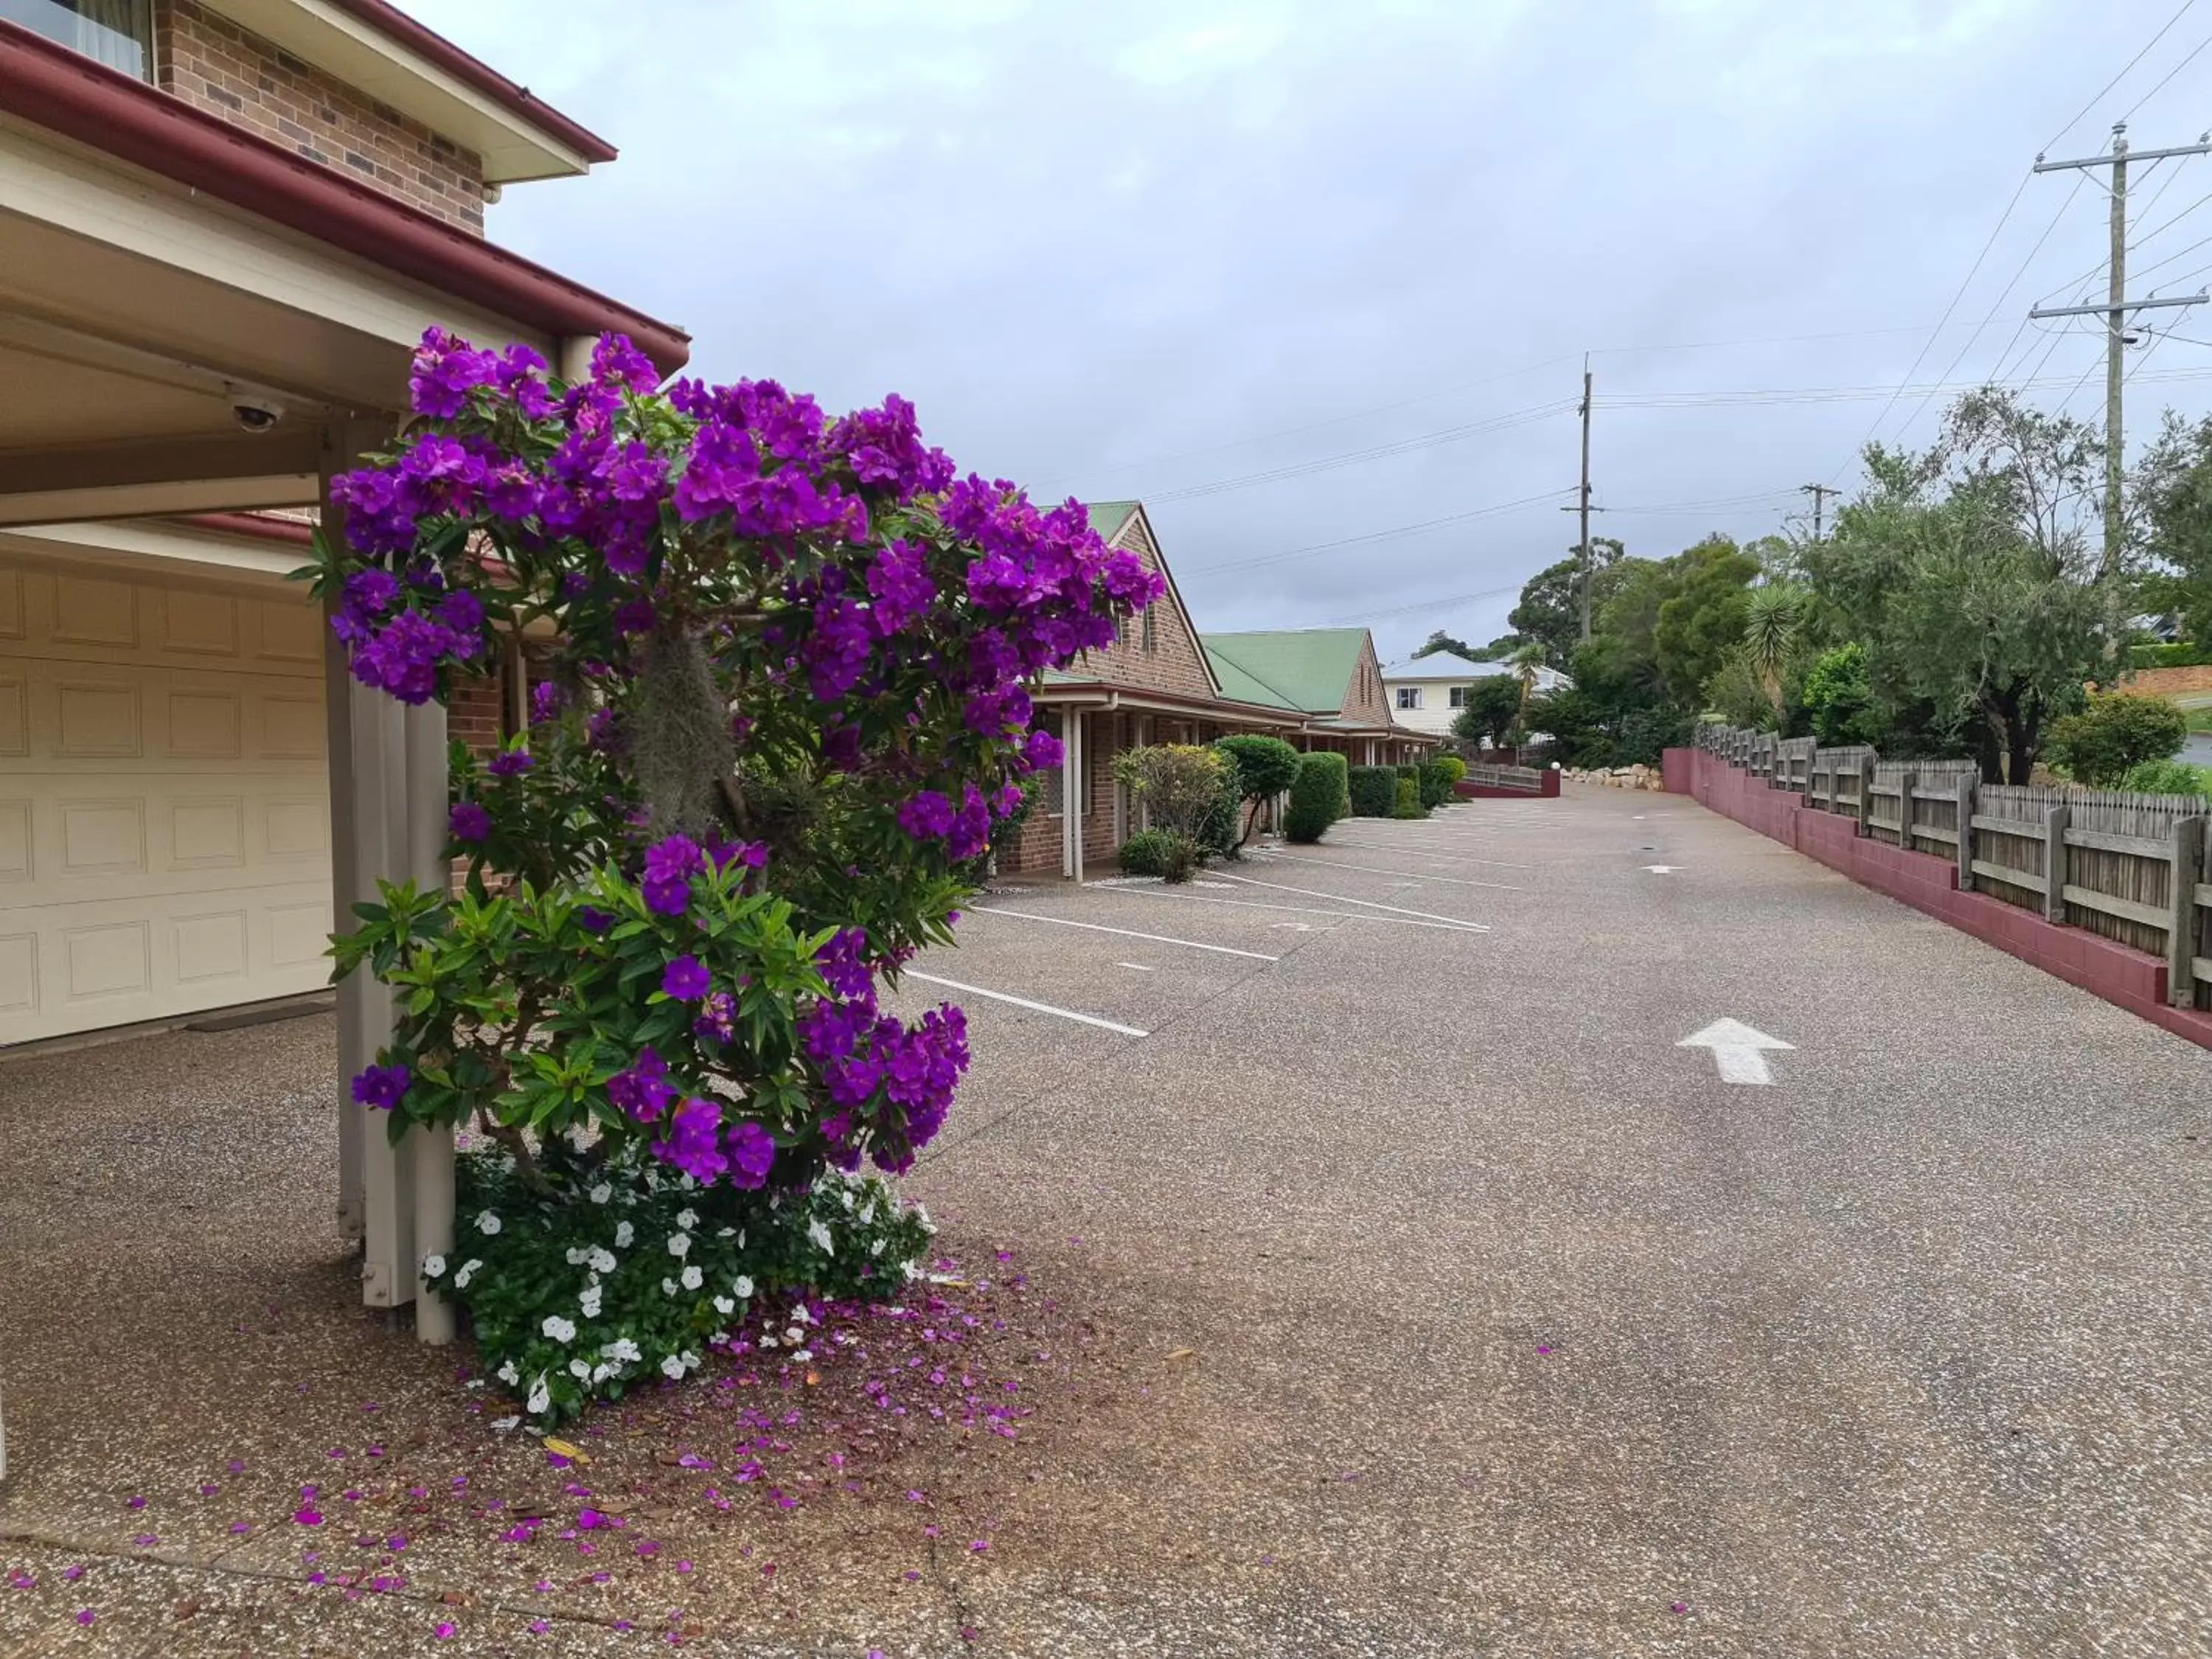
[[413, 0, 2212, 659]]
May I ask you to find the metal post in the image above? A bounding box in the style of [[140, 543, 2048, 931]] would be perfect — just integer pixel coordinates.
[[2168, 815, 2203, 1008], [1955, 775, 1975, 892], [2044, 804, 2070, 923]]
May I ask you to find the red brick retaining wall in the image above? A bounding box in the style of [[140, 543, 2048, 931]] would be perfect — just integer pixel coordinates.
[[1663, 747, 2212, 1051]]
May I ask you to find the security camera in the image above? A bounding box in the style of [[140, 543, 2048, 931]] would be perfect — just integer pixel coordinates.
[[232, 396, 285, 434]]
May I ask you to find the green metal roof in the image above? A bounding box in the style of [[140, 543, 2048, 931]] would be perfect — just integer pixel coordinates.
[[1081, 500, 1141, 542], [1201, 629, 1368, 714]]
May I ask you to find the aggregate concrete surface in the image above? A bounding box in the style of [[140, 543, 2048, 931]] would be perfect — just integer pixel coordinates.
[[4, 784, 2210, 1657]]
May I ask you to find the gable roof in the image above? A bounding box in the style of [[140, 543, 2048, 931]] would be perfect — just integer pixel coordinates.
[[1202, 628, 1371, 714], [1381, 650, 1509, 681], [1082, 499, 1141, 542]]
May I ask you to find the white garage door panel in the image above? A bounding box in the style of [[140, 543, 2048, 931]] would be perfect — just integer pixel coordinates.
[[0, 557, 333, 1044]]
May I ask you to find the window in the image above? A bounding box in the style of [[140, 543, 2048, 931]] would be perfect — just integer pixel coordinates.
[[1142, 608, 1155, 653], [1448, 685, 1470, 709], [1396, 686, 1421, 710], [4, 0, 153, 79]]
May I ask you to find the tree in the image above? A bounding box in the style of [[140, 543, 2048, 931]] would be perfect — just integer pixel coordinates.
[[1211, 734, 1302, 851], [1652, 536, 1760, 706], [1413, 629, 1473, 659], [1507, 639, 1548, 716], [2136, 411, 2212, 646], [1508, 538, 1622, 667], [1806, 388, 2110, 782], [1739, 583, 1804, 717], [1451, 675, 1523, 750], [1799, 643, 1881, 748], [2043, 692, 2188, 786], [1112, 745, 1229, 841]]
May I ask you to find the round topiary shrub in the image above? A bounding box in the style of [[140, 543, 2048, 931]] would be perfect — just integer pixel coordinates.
[[312, 330, 1164, 1419], [1346, 765, 1398, 817]]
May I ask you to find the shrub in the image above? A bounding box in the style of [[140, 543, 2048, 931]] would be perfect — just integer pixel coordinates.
[[1284, 752, 1347, 843], [308, 330, 1164, 1419], [1416, 757, 1457, 809], [1113, 745, 1229, 841], [1392, 773, 1426, 818], [2043, 692, 2188, 787], [1117, 827, 1203, 881], [2117, 758, 2212, 798], [425, 1149, 931, 1424], [1435, 754, 1467, 787], [2130, 641, 2212, 669], [1212, 734, 1304, 849], [1801, 643, 1882, 748], [1196, 767, 1243, 860], [1347, 765, 1398, 817]]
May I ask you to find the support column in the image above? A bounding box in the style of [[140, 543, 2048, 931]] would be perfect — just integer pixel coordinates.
[[404, 700, 456, 1345], [1064, 713, 1085, 884], [350, 681, 414, 1309]]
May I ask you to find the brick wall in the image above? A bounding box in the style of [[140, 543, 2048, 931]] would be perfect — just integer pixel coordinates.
[[448, 666, 508, 757], [1066, 511, 1217, 702], [155, 0, 487, 233], [1338, 633, 1396, 726], [2121, 665, 2212, 696]]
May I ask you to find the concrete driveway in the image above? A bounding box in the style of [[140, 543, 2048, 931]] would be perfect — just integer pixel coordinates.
[[6, 786, 2211, 1655]]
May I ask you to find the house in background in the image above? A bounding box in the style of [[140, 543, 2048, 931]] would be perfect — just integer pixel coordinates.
[[1380, 650, 1573, 737], [0, 0, 686, 1332]]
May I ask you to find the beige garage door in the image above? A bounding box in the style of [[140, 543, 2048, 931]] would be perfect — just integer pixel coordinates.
[[0, 554, 333, 1045]]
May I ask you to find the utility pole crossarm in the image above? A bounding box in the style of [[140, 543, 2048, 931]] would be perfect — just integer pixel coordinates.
[[2028, 292, 2207, 319], [2034, 138, 2212, 172]]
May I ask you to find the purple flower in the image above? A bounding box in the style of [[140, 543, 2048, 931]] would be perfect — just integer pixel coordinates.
[[577, 906, 615, 936], [1023, 728, 1065, 771], [487, 748, 534, 779], [608, 1048, 676, 1124], [351, 1065, 411, 1111], [692, 991, 736, 1044], [661, 956, 711, 1001], [642, 835, 703, 915], [448, 801, 492, 844], [652, 1096, 727, 1183], [897, 791, 956, 840], [529, 682, 568, 723], [726, 1121, 776, 1189]]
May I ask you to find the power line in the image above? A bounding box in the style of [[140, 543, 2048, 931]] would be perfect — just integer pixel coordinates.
[[1326, 582, 1523, 627], [1146, 400, 1576, 504], [2048, 0, 2199, 150], [1177, 488, 1579, 579], [2123, 23, 2212, 119]]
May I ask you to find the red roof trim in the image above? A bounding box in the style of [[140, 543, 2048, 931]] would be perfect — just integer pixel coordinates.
[[175, 512, 319, 547], [319, 0, 617, 164], [0, 21, 688, 375]]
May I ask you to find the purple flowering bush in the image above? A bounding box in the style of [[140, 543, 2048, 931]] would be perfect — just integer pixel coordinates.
[[313, 330, 1161, 1416]]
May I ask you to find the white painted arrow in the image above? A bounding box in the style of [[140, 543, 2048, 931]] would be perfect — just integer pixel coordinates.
[[1644, 864, 1681, 874], [1677, 1018, 1793, 1085]]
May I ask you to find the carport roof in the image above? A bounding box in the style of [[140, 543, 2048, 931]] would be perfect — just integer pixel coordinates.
[[1202, 628, 1369, 714]]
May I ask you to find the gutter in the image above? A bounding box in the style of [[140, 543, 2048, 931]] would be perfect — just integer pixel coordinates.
[[320, 0, 618, 164], [0, 21, 689, 377], [173, 512, 316, 547]]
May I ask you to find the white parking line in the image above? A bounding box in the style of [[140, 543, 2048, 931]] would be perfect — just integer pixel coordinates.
[[1116, 961, 1155, 972], [1208, 871, 1491, 931], [965, 906, 1280, 961], [1252, 852, 1523, 891], [1107, 886, 1487, 933], [903, 971, 1149, 1037]]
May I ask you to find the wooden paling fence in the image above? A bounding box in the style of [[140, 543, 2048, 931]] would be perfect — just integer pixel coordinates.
[[1462, 763, 1543, 792], [1697, 725, 2212, 1009]]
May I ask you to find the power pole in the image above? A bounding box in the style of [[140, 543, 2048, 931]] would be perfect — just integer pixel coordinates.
[[1798, 482, 1838, 541], [1577, 357, 1593, 640], [2031, 122, 2212, 573]]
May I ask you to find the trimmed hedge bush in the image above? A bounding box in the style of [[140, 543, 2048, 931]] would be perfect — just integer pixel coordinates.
[[1391, 773, 1426, 818], [1415, 757, 1457, 809], [2130, 641, 2212, 669], [1196, 771, 1242, 860], [1347, 765, 1399, 817], [1284, 752, 1349, 843], [1117, 828, 1203, 883]]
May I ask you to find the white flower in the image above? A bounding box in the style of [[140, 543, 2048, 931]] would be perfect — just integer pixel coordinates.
[[476, 1210, 503, 1236], [588, 1247, 617, 1274], [490, 1415, 521, 1433], [526, 1374, 550, 1416], [792, 1348, 813, 1363], [455, 1259, 484, 1290], [859, 1203, 876, 1226], [712, 1295, 735, 1315], [495, 1359, 520, 1387], [661, 1354, 686, 1380], [579, 1284, 602, 1319], [422, 1253, 448, 1279], [902, 1261, 922, 1281], [784, 1325, 805, 1346], [662, 1277, 678, 1297], [591, 1362, 616, 1384], [869, 1238, 885, 1258], [542, 1315, 577, 1344], [565, 1245, 588, 1267], [758, 1332, 778, 1349], [568, 1358, 590, 1380], [841, 1189, 856, 1211], [602, 1338, 641, 1365], [678, 1172, 698, 1190], [677, 1208, 699, 1229], [807, 1219, 835, 1256], [711, 1329, 731, 1345], [614, 1221, 635, 1249], [681, 1349, 700, 1371], [717, 1227, 736, 1239], [588, 1183, 612, 1206], [790, 1303, 813, 1325], [733, 1276, 754, 1300], [667, 1233, 691, 1259], [681, 1265, 703, 1291]]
